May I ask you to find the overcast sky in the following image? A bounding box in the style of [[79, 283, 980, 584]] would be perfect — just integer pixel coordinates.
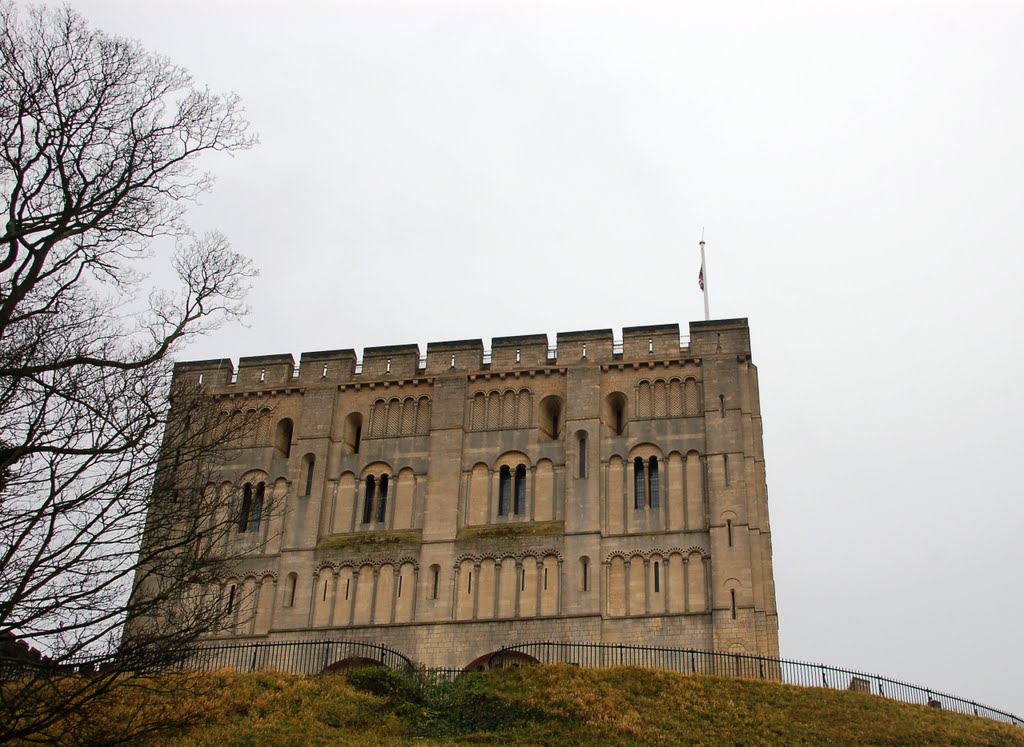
[[64, 0, 1023, 716]]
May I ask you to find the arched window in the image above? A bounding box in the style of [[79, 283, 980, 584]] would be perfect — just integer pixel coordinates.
[[498, 466, 511, 516], [580, 557, 590, 592], [285, 573, 297, 607], [539, 396, 562, 440], [376, 474, 389, 523], [238, 484, 253, 532], [226, 584, 236, 615], [343, 413, 362, 454], [274, 418, 293, 459], [605, 392, 627, 436], [513, 465, 527, 515], [430, 565, 440, 600], [249, 482, 265, 532], [648, 457, 659, 508], [633, 457, 645, 509], [362, 476, 376, 524], [653, 561, 661, 593]]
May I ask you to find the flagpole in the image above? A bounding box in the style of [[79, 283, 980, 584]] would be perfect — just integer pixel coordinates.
[[700, 229, 710, 321]]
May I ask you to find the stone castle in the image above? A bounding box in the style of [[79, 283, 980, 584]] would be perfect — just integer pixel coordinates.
[[172, 317, 779, 669]]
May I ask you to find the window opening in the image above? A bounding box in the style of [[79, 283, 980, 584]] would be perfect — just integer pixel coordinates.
[[719, 394, 725, 417], [386, 357, 391, 373], [633, 457, 645, 509], [354, 426, 361, 453], [498, 466, 511, 516], [727, 519, 734, 547], [724, 454, 730, 486], [578, 436, 587, 478], [226, 585, 236, 614], [238, 484, 253, 532], [582, 343, 587, 358], [467, 572, 472, 594], [514, 464, 527, 515], [305, 458, 315, 496], [362, 476, 375, 524], [322, 364, 328, 377], [398, 575, 403, 598], [198, 373, 204, 385], [515, 348, 521, 363], [431, 567, 439, 599], [376, 474, 389, 523], [249, 483, 264, 533], [654, 562, 660, 593], [287, 574, 297, 607], [521, 569, 526, 591], [544, 567, 548, 590], [648, 457, 660, 508], [345, 578, 350, 600], [582, 559, 589, 591], [648, 338, 654, 353], [260, 368, 266, 382], [450, 353, 456, 368], [323, 579, 328, 601], [731, 589, 737, 619]]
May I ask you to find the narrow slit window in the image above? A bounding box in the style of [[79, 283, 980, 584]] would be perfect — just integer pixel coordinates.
[[515, 348, 521, 363], [724, 454, 730, 486], [226, 585, 236, 614], [323, 579, 328, 601], [582, 343, 587, 358], [498, 466, 511, 516], [322, 364, 328, 377], [648, 338, 654, 353], [654, 562, 660, 593], [249, 483, 265, 533], [719, 394, 725, 417], [305, 458, 315, 496], [376, 474, 389, 523], [345, 578, 350, 600], [467, 572, 472, 594], [731, 589, 737, 619], [385, 357, 391, 373], [397, 575, 402, 598], [578, 436, 587, 479], [431, 567, 439, 599], [514, 465, 527, 515], [260, 368, 266, 381], [238, 484, 253, 532], [521, 569, 526, 591], [727, 519, 734, 547], [354, 426, 361, 454], [544, 567, 548, 590], [582, 560, 589, 591], [287, 574, 297, 607]]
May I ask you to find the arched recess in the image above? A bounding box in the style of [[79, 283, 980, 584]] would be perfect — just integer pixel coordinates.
[[497, 558, 517, 618], [333, 472, 356, 534], [467, 462, 489, 526], [606, 456, 624, 534], [476, 558, 497, 620], [313, 570, 333, 627], [667, 452, 685, 531], [604, 392, 628, 436], [648, 553, 666, 615], [342, 412, 363, 454], [538, 395, 563, 440], [274, 418, 293, 459], [352, 565, 374, 625], [374, 564, 396, 623], [685, 450, 705, 530], [394, 562, 416, 623], [668, 552, 686, 613], [394, 468, 416, 530], [607, 556, 626, 617], [518, 556, 538, 617], [628, 554, 645, 615], [687, 551, 707, 612], [455, 558, 475, 620], [540, 555, 559, 616], [332, 565, 355, 625], [534, 459, 555, 521]]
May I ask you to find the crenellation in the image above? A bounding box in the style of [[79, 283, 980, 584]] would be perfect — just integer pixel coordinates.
[[145, 317, 777, 670]]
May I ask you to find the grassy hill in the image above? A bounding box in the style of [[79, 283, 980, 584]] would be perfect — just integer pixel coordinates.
[[28, 665, 1024, 746]]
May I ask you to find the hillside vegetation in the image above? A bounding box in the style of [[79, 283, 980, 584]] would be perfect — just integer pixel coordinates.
[[19, 665, 1024, 746]]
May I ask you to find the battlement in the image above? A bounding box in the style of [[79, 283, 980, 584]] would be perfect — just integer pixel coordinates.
[[172, 319, 751, 389]]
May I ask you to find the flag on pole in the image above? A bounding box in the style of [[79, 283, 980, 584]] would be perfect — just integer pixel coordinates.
[[698, 265, 704, 291]]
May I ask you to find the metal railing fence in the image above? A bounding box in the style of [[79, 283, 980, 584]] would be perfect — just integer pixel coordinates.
[[181, 639, 412, 675], [495, 641, 1021, 727]]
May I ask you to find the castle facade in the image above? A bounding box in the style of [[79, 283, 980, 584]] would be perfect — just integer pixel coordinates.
[[173, 318, 779, 669]]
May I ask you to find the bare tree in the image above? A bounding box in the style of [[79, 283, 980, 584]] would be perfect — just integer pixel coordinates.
[[0, 3, 263, 742]]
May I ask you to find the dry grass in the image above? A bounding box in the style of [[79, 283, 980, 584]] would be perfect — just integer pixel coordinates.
[[13, 665, 1023, 746]]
